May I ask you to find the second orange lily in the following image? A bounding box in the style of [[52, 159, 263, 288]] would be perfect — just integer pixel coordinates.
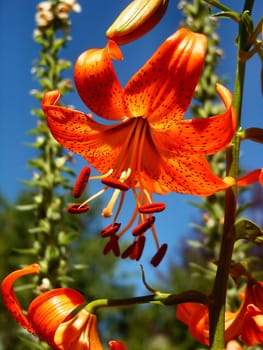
[[1, 264, 127, 350]]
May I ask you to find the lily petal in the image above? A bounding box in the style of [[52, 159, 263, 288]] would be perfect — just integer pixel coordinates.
[[237, 168, 263, 188], [124, 28, 207, 121], [241, 305, 263, 346], [1, 263, 40, 334], [139, 133, 230, 195], [54, 309, 103, 350], [43, 91, 137, 174], [151, 84, 236, 155], [176, 303, 209, 345], [74, 40, 129, 120], [27, 288, 86, 349]]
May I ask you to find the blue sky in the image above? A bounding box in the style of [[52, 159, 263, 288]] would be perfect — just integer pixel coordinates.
[[0, 0, 262, 284]]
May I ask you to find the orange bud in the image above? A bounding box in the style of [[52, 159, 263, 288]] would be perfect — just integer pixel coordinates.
[[106, 0, 169, 45]]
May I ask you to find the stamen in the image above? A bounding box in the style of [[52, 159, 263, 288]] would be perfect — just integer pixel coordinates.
[[73, 166, 91, 198], [89, 168, 113, 180], [150, 243, 168, 267], [67, 203, 90, 214], [117, 206, 138, 237], [102, 169, 131, 217], [103, 233, 120, 257], [131, 236, 146, 261], [138, 202, 166, 214], [79, 188, 107, 207], [121, 242, 137, 259], [101, 177, 130, 191], [121, 235, 146, 261], [132, 216, 155, 236], [101, 222, 121, 237]]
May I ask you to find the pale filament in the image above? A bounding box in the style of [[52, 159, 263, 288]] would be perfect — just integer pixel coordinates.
[[79, 188, 107, 207], [101, 169, 132, 218], [89, 168, 113, 180], [102, 189, 120, 217]]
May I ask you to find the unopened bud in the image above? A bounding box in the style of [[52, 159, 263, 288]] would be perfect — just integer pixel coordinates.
[[106, 0, 169, 45]]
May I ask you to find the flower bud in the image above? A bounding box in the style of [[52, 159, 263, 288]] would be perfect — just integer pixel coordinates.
[[106, 0, 169, 45]]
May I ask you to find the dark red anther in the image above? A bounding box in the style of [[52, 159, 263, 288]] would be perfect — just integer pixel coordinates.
[[73, 166, 91, 198], [101, 177, 130, 191], [101, 222, 121, 237], [103, 234, 120, 257], [150, 243, 168, 267], [138, 202, 166, 214], [121, 242, 136, 259], [67, 203, 90, 214], [130, 236, 146, 261], [132, 216, 155, 236]]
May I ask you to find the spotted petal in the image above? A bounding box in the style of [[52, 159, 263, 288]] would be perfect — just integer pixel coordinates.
[[138, 132, 230, 195], [1, 264, 40, 335], [124, 27, 207, 122], [74, 40, 129, 120], [54, 310, 103, 350], [151, 84, 236, 155]]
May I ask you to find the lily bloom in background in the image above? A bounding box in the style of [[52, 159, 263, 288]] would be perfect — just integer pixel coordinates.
[[1, 264, 126, 350], [176, 279, 263, 346], [42, 28, 236, 265]]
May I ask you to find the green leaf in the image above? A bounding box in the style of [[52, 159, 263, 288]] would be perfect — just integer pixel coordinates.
[[212, 11, 240, 23], [13, 248, 38, 255], [58, 231, 79, 245], [45, 244, 60, 261], [235, 218, 263, 243], [16, 204, 37, 211]]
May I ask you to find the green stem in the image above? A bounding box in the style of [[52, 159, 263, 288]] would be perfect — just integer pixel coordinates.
[[83, 290, 208, 314], [202, 0, 233, 13], [209, 2, 254, 348]]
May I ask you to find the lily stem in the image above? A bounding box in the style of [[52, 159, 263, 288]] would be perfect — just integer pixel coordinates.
[[84, 290, 208, 314], [209, 0, 254, 348]]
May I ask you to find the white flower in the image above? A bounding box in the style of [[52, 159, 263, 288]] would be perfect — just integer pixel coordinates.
[[35, 9, 54, 27], [60, 0, 82, 12], [37, 1, 52, 12]]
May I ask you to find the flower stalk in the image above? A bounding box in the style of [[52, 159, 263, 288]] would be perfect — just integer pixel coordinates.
[[84, 290, 209, 314], [208, 0, 255, 348]]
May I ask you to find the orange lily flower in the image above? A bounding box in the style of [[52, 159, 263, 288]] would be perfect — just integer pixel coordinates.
[[175, 302, 210, 345], [1, 264, 126, 350], [239, 281, 263, 346], [176, 279, 263, 346], [42, 28, 236, 265]]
